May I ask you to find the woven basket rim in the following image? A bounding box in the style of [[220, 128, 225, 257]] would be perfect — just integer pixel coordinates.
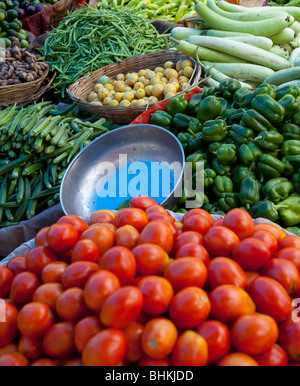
[[0, 65, 49, 93]]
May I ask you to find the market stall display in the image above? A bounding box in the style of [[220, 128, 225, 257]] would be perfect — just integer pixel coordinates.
[[0, 3, 29, 47]]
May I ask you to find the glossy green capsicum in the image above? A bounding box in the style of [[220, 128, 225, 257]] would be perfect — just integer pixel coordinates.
[[255, 131, 284, 152], [262, 177, 294, 204], [257, 154, 285, 179], [250, 200, 281, 222], [202, 119, 228, 142], [240, 177, 261, 209], [186, 153, 207, 173], [213, 175, 234, 198], [219, 79, 241, 99], [167, 95, 188, 116], [188, 93, 203, 115], [218, 193, 241, 213], [151, 110, 173, 130], [292, 111, 300, 126], [173, 113, 193, 131], [282, 140, 300, 156], [278, 196, 300, 226], [223, 108, 245, 124], [212, 159, 231, 176], [187, 133, 205, 154], [278, 94, 300, 119], [282, 156, 297, 176], [197, 96, 222, 122], [233, 166, 256, 189], [233, 88, 255, 108], [251, 94, 285, 123], [276, 85, 300, 101], [188, 118, 202, 134], [213, 144, 237, 165], [202, 168, 217, 188], [286, 227, 300, 237], [279, 123, 300, 141], [238, 142, 263, 167], [292, 169, 300, 193], [254, 83, 278, 99], [241, 109, 274, 133], [228, 124, 255, 146]]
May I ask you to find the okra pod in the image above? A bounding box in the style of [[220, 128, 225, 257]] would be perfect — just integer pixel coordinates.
[[14, 177, 31, 222], [0, 175, 8, 222], [22, 162, 45, 176], [27, 177, 43, 220], [0, 155, 31, 177], [16, 176, 25, 204]]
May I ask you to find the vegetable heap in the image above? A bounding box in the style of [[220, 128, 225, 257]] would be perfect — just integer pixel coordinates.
[[0, 197, 300, 366], [150, 81, 300, 234], [0, 3, 29, 48], [0, 101, 111, 227], [42, 6, 166, 96]]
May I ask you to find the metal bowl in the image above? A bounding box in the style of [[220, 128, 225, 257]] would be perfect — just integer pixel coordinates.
[[60, 124, 185, 223]]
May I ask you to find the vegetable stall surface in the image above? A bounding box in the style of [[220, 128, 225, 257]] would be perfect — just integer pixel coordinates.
[[0, 197, 300, 366]]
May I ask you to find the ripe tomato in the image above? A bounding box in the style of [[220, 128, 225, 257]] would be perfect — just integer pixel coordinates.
[[139, 221, 173, 254], [164, 258, 208, 292], [146, 205, 168, 216], [232, 238, 271, 271], [56, 288, 90, 323], [10, 272, 40, 304], [71, 240, 99, 264], [80, 225, 115, 256], [249, 277, 292, 323], [212, 219, 224, 227], [41, 262, 68, 284], [43, 322, 75, 359], [90, 210, 115, 225], [47, 223, 78, 254], [209, 285, 256, 326], [204, 226, 240, 258], [26, 246, 57, 276], [147, 212, 175, 224], [175, 243, 210, 266], [196, 320, 231, 365], [17, 303, 54, 339], [273, 248, 300, 272], [7, 256, 26, 276], [130, 197, 157, 212], [100, 246, 136, 286], [31, 358, 57, 366], [0, 303, 18, 348], [115, 208, 149, 232], [142, 318, 178, 359], [253, 344, 288, 367], [183, 209, 214, 226], [245, 272, 260, 292], [169, 287, 211, 329], [218, 353, 259, 367], [253, 230, 278, 256], [84, 270, 121, 312], [0, 343, 18, 357], [279, 317, 300, 362], [278, 236, 300, 250], [35, 227, 49, 247], [263, 258, 300, 294], [100, 286, 143, 329], [57, 215, 89, 237], [138, 357, 172, 366], [0, 267, 13, 298], [172, 231, 203, 255], [115, 225, 140, 250], [255, 224, 286, 241], [74, 316, 103, 354], [82, 329, 127, 366], [172, 330, 208, 366], [207, 257, 247, 290], [182, 215, 211, 236], [61, 261, 100, 289], [231, 313, 279, 355], [64, 359, 83, 366], [132, 244, 169, 276], [58, 248, 73, 264], [223, 209, 255, 240], [33, 283, 64, 312], [124, 322, 144, 363], [138, 276, 174, 316], [0, 352, 29, 366], [18, 336, 44, 362]]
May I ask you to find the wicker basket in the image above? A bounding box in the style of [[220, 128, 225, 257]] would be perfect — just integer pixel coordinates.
[[49, 0, 74, 29], [67, 50, 202, 124]]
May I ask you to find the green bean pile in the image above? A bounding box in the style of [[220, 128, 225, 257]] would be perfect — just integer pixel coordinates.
[[42, 6, 166, 96], [0, 102, 110, 227]]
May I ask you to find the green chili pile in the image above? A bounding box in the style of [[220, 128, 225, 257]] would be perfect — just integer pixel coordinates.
[[42, 6, 166, 96]]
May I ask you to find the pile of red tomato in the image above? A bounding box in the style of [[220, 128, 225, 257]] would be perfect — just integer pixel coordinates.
[[0, 196, 300, 366]]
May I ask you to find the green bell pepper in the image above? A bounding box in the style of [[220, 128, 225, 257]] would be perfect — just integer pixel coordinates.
[[151, 110, 173, 130], [197, 96, 222, 122], [202, 119, 228, 142], [292, 169, 300, 193], [188, 118, 202, 134], [254, 83, 278, 99], [250, 200, 281, 223], [173, 114, 193, 131], [279, 123, 300, 141], [201, 87, 219, 100], [276, 85, 300, 101], [241, 109, 274, 133], [223, 108, 246, 125], [187, 133, 205, 154], [282, 140, 300, 156], [167, 95, 188, 116], [282, 156, 297, 177], [186, 153, 207, 173], [233, 166, 256, 189], [262, 177, 294, 204], [213, 144, 237, 165], [212, 159, 231, 176], [278, 196, 300, 226], [286, 227, 300, 237], [240, 177, 261, 209], [257, 154, 285, 179], [292, 111, 300, 126], [228, 124, 255, 146], [238, 142, 263, 167], [218, 98, 228, 116], [213, 175, 234, 198], [218, 193, 241, 213], [188, 93, 203, 115], [219, 79, 241, 99], [278, 94, 300, 120], [255, 131, 284, 152], [177, 132, 193, 151], [251, 94, 285, 123], [199, 168, 216, 188], [233, 88, 255, 108]]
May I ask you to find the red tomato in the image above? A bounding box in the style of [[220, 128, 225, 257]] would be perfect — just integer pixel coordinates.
[[218, 353, 259, 367], [115, 225, 140, 250], [132, 244, 169, 276], [172, 330, 208, 366], [183, 209, 214, 226], [41, 262, 68, 284], [146, 205, 168, 216], [43, 322, 75, 359], [249, 277, 292, 323], [82, 329, 127, 366], [175, 243, 210, 266], [231, 313, 279, 356], [232, 238, 271, 271], [74, 316, 103, 354], [263, 258, 300, 294], [130, 197, 157, 212], [164, 258, 208, 292], [279, 317, 300, 362], [35, 227, 49, 247], [138, 276, 174, 315], [90, 210, 115, 225], [64, 359, 83, 367], [139, 221, 174, 254], [26, 246, 57, 276], [71, 240, 99, 263], [253, 344, 288, 367], [124, 322, 144, 363], [209, 285, 256, 326], [182, 215, 211, 236], [204, 226, 240, 258], [147, 212, 175, 224], [7, 256, 26, 276], [273, 248, 300, 272], [255, 224, 286, 241], [31, 358, 57, 366], [80, 225, 115, 256], [56, 288, 90, 323], [57, 215, 89, 237], [47, 223, 78, 254], [18, 336, 44, 362], [278, 236, 300, 250], [253, 230, 278, 256], [0, 343, 18, 357], [100, 286, 143, 329], [169, 287, 211, 329], [138, 357, 171, 366], [0, 303, 18, 348], [196, 320, 231, 365], [84, 270, 121, 312], [0, 352, 29, 366], [245, 272, 260, 291], [0, 268, 13, 298], [223, 209, 255, 239], [212, 219, 224, 227], [100, 246, 136, 286], [17, 302, 54, 339], [172, 231, 203, 255], [10, 272, 40, 304], [33, 283, 64, 312], [207, 257, 247, 290], [58, 248, 73, 264], [142, 318, 178, 359], [61, 261, 100, 289], [115, 208, 149, 232], [95, 223, 117, 233]]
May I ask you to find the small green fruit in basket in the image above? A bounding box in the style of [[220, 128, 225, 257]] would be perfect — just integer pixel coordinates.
[[97, 76, 112, 86]]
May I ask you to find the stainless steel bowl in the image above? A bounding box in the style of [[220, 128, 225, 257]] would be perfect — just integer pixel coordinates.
[[60, 124, 185, 222]]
